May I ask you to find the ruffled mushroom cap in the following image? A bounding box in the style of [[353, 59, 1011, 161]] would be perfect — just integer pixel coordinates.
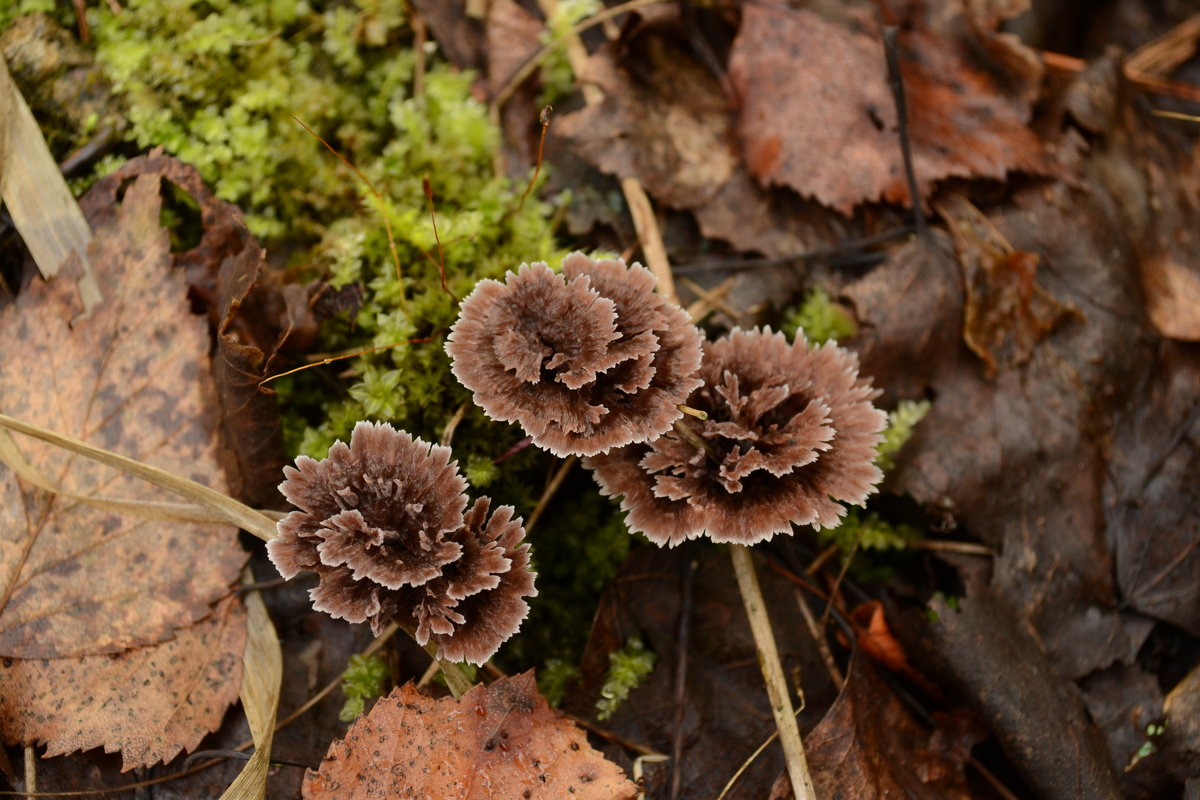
[[446, 252, 704, 457], [267, 422, 537, 665], [585, 328, 887, 546], [406, 498, 537, 665]]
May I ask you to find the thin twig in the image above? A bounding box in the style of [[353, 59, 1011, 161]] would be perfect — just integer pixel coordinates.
[[793, 587, 844, 689], [525, 455, 576, 532], [821, 539, 858, 632], [909, 539, 996, 557], [882, 27, 925, 239], [728, 545, 817, 800], [23, 747, 35, 799], [669, 557, 696, 800], [440, 402, 470, 447]]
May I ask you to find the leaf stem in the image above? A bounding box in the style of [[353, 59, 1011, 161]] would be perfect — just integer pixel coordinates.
[[728, 544, 817, 800]]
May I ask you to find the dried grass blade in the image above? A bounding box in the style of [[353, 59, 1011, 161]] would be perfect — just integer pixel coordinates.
[[0, 412, 278, 541], [0, 56, 101, 314], [220, 567, 282, 800]]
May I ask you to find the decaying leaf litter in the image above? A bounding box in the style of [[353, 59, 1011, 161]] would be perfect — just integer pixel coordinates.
[[2, 0, 1200, 798]]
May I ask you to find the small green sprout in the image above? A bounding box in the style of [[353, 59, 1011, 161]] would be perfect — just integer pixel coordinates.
[[596, 636, 656, 721], [781, 288, 858, 345], [339, 652, 390, 723], [876, 399, 932, 472], [537, 658, 581, 708]]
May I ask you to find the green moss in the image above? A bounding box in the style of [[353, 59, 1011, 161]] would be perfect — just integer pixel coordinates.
[[595, 636, 655, 721], [876, 399, 931, 472], [89, 0, 415, 240], [76, 0, 645, 678], [338, 652, 389, 723], [537, 658, 580, 708], [781, 287, 858, 344]]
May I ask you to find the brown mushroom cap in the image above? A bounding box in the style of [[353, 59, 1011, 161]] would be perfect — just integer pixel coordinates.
[[446, 253, 704, 457], [585, 327, 887, 546], [267, 422, 536, 664]]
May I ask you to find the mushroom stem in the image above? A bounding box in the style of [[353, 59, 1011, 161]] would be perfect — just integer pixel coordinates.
[[729, 544, 818, 800], [398, 621, 475, 698]]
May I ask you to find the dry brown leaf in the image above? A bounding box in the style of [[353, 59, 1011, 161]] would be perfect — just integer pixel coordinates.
[[728, 1, 1051, 213], [0, 169, 245, 659], [0, 594, 245, 772], [802, 652, 974, 800], [302, 671, 637, 800]]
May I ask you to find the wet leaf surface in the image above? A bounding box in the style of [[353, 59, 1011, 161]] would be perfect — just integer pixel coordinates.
[[302, 671, 637, 800], [729, 0, 1051, 214]]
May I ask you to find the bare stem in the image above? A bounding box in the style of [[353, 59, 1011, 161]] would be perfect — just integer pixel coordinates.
[[729, 545, 817, 800]]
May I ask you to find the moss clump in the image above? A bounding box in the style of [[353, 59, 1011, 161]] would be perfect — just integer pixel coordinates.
[[338, 652, 389, 723], [90, 0, 415, 239], [781, 287, 858, 345], [595, 636, 656, 721]]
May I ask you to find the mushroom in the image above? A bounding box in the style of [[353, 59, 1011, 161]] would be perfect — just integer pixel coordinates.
[[268, 421, 536, 665], [446, 252, 704, 457], [585, 327, 887, 546]]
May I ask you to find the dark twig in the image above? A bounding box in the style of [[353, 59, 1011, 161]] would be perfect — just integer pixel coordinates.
[[669, 557, 696, 800], [882, 27, 925, 239], [672, 225, 913, 275]]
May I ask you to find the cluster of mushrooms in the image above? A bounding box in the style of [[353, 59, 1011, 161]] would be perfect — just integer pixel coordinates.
[[269, 253, 886, 664]]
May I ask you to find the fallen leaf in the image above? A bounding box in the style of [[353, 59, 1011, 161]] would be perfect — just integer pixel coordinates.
[[558, 35, 737, 212], [938, 193, 1081, 377], [1104, 341, 1200, 637], [410, 0, 484, 72], [485, 0, 545, 175], [556, 23, 847, 259], [0, 167, 245, 658], [844, 179, 1144, 677], [1079, 664, 1164, 771], [728, 0, 1051, 213], [800, 651, 974, 800], [850, 600, 935, 694], [301, 671, 637, 800], [485, 0, 542, 98], [1137, 143, 1200, 341], [0, 594, 245, 771], [83, 153, 290, 509]]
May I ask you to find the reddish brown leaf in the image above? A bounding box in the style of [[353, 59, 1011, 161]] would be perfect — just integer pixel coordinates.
[[301, 671, 637, 800], [939, 194, 1081, 377], [728, 1, 1051, 213], [0, 168, 245, 659], [0, 595, 245, 772]]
